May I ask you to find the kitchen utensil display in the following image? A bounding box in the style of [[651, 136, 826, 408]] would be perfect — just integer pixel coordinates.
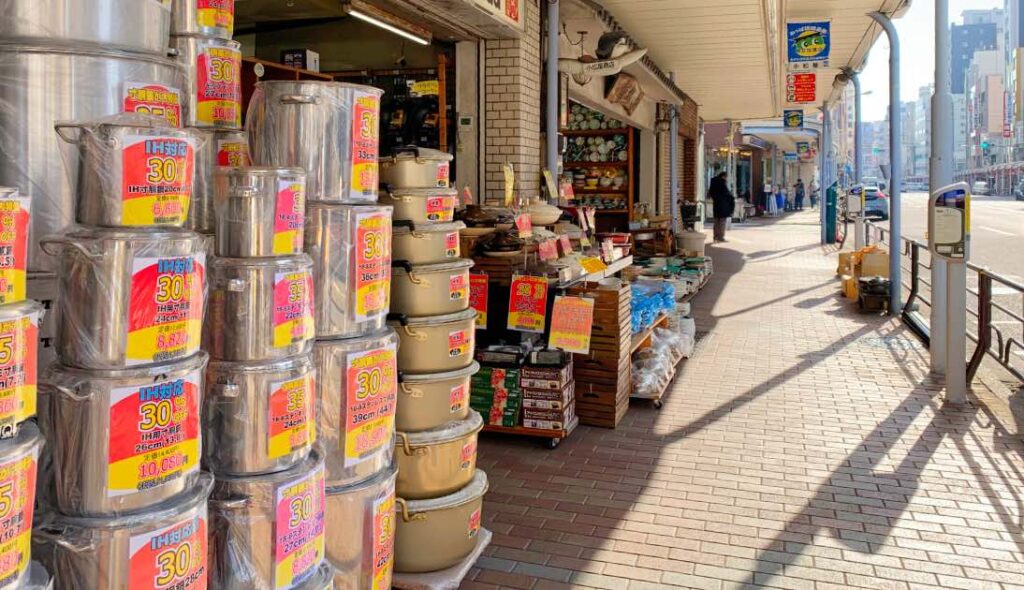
[[247, 81, 383, 202], [395, 412, 482, 499], [324, 464, 397, 589], [205, 254, 315, 362], [55, 117, 198, 228], [394, 470, 487, 573], [209, 449, 326, 590], [39, 353, 208, 516], [170, 35, 242, 129], [396, 361, 477, 432], [0, 44, 186, 272], [0, 0, 172, 54], [390, 259, 473, 317], [171, 0, 235, 39], [204, 355, 316, 476], [214, 166, 306, 257], [379, 146, 452, 189], [378, 187, 456, 225], [40, 227, 206, 370], [391, 222, 464, 265], [304, 202, 392, 339], [33, 473, 213, 589], [387, 310, 477, 374], [312, 329, 398, 487], [189, 128, 250, 234]]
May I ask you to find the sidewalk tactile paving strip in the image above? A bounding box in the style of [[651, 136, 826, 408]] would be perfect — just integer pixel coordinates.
[[463, 214, 1024, 590]]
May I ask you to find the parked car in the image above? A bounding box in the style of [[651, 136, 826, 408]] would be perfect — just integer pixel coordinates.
[[972, 181, 990, 196], [862, 186, 890, 220], [1015, 180, 1024, 201]]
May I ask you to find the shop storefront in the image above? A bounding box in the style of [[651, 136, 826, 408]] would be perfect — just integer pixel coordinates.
[[0, 0, 707, 588]]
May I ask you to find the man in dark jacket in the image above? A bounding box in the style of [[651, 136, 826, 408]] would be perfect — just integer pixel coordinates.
[[708, 171, 735, 242]]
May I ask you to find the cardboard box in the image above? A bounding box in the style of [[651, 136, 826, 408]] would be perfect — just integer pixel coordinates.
[[522, 382, 574, 409], [520, 361, 573, 390], [860, 251, 890, 278], [842, 275, 859, 300], [837, 251, 854, 275], [524, 403, 574, 422], [523, 403, 575, 431], [281, 49, 320, 72]]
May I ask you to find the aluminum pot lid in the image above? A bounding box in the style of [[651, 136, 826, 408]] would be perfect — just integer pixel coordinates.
[[43, 351, 209, 387], [388, 308, 477, 328], [210, 253, 313, 270], [382, 187, 458, 198], [399, 361, 480, 384], [214, 166, 305, 179], [62, 226, 205, 243], [212, 446, 324, 497], [0, 40, 185, 67], [400, 469, 488, 514], [305, 200, 393, 213], [0, 421, 43, 460], [392, 221, 465, 237], [325, 461, 397, 495], [0, 299, 44, 321], [41, 471, 213, 530], [170, 34, 241, 50], [207, 354, 314, 377], [313, 327, 399, 354], [387, 146, 454, 164], [392, 258, 474, 275], [400, 411, 482, 447]]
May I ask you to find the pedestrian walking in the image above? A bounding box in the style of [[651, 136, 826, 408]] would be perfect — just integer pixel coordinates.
[[708, 171, 735, 242], [795, 178, 806, 211], [809, 180, 819, 209]]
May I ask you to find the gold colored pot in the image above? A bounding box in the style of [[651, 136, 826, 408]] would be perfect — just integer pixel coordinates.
[[395, 470, 487, 573], [396, 361, 478, 432], [395, 412, 482, 500]]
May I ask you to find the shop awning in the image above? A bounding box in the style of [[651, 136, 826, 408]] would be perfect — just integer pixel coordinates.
[[589, 0, 911, 122]]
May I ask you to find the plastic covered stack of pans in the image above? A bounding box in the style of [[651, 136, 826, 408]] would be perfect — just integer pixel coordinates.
[[34, 116, 211, 588], [380, 146, 488, 575], [248, 79, 397, 589], [0, 186, 47, 587], [169, 0, 251, 236]]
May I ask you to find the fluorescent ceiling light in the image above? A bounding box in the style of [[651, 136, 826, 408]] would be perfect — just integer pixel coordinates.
[[344, 1, 431, 46]]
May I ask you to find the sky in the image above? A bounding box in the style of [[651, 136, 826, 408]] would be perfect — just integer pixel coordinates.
[[859, 0, 1005, 122]]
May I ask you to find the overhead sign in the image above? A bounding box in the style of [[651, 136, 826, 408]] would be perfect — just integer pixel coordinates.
[[787, 21, 831, 70], [786, 73, 817, 104], [796, 142, 813, 162], [784, 109, 804, 130], [469, 0, 522, 29], [784, 152, 798, 162]]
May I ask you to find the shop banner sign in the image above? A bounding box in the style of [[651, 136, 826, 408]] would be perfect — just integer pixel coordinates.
[[787, 21, 831, 70], [786, 73, 816, 104], [784, 109, 804, 130], [508, 274, 548, 333], [549, 296, 594, 354], [538, 239, 558, 261], [796, 142, 814, 162], [470, 274, 488, 329]]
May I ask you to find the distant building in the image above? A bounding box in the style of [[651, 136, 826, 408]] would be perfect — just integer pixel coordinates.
[[966, 50, 1006, 169], [952, 22, 998, 94], [953, 94, 969, 172]]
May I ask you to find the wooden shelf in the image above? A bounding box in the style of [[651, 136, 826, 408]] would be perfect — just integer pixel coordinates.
[[630, 314, 669, 354], [565, 161, 630, 169], [562, 128, 631, 137], [572, 188, 628, 195]]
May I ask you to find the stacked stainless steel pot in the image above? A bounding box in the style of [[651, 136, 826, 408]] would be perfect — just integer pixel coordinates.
[[169, 0, 249, 235], [381, 147, 488, 574], [248, 79, 394, 589]]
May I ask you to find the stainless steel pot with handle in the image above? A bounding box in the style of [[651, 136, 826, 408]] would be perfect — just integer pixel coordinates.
[[33, 472, 213, 590], [55, 118, 199, 227], [170, 35, 242, 129], [313, 329, 398, 487], [189, 128, 250, 233], [172, 0, 234, 39], [39, 353, 208, 517], [379, 187, 457, 225], [0, 0, 172, 54], [392, 222, 465, 265], [395, 412, 482, 500], [379, 146, 453, 189], [394, 469, 487, 573], [205, 255, 315, 362], [325, 464, 397, 590], [390, 259, 473, 317], [214, 167, 306, 257], [387, 310, 477, 374], [41, 227, 207, 369], [396, 361, 477, 432], [204, 355, 316, 476], [0, 43, 187, 273], [304, 202, 392, 339], [247, 81, 383, 201], [0, 422, 44, 589], [209, 448, 327, 590]]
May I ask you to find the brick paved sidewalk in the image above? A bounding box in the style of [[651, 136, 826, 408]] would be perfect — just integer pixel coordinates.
[[464, 212, 1024, 590]]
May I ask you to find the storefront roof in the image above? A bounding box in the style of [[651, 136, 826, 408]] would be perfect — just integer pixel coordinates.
[[590, 0, 911, 122]]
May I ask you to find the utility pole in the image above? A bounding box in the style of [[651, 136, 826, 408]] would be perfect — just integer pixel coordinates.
[[870, 11, 903, 314], [545, 0, 559, 203], [821, 102, 830, 244], [930, 0, 952, 377]]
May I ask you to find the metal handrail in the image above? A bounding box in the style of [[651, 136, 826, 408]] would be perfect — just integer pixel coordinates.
[[864, 221, 1024, 383]]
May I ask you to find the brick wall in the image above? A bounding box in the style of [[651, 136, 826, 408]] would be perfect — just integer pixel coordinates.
[[482, 0, 542, 204]]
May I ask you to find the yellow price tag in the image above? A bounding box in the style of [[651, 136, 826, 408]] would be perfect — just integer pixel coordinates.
[[580, 257, 607, 274]]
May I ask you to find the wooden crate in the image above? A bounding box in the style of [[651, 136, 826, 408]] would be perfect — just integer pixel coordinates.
[[471, 256, 527, 287]]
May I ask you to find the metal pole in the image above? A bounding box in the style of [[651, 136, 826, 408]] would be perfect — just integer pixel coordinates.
[[846, 69, 866, 250], [931, 0, 953, 377], [821, 102, 829, 244], [669, 82, 680, 233], [545, 0, 559, 203], [870, 11, 903, 314]]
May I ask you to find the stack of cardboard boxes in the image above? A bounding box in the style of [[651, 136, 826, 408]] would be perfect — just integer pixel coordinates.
[[839, 247, 890, 300], [520, 357, 576, 432]]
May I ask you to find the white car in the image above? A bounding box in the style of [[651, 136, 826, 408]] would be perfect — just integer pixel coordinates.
[[972, 181, 990, 196]]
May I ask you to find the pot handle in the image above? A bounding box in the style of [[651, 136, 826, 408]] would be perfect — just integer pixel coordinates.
[[211, 382, 240, 398], [391, 260, 414, 274], [280, 94, 320, 105], [396, 497, 426, 522], [399, 382, 424, 398], [392, 145, 422, 159], [39, 235, 104, 260], [387, 312, 409, 326], [54, 122, 86, 144], [34, 524, 96, 552], [402, 325, 427, 342], [41, 382, 91, 403], [395, 431, 428, 456]]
